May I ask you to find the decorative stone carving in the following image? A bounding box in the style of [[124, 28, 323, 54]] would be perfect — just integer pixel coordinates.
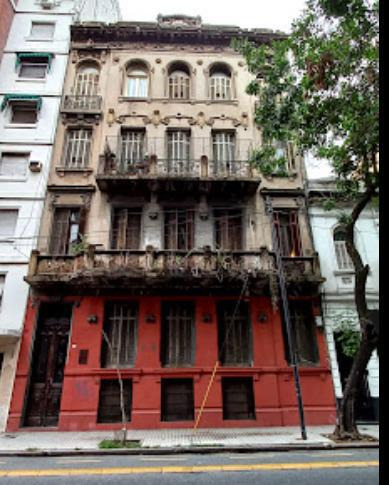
[[157, 14, 202, 29]]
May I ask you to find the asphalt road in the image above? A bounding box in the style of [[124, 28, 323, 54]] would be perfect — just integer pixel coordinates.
[[0, 448, 379, 484]]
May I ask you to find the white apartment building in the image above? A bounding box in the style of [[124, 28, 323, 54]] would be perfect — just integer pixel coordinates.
[[305, 155, 379, 422], [0, 0, 121, 431]]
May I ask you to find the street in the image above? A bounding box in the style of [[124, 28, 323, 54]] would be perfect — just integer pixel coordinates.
[[0, 448, 379, 484]]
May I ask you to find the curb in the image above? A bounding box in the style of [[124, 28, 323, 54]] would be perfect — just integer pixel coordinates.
[[0, 442, 378, 457]]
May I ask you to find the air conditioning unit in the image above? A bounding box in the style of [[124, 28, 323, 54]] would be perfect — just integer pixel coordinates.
[[29, 160, 42, 172]]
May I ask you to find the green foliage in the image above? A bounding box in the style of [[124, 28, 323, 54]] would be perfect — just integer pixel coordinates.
[[233, 0, 379, 195], [249, 146, 288, 176], [335, 319, 362, 357], [69, 234, 87, 255], [98, 439, 141, 449]]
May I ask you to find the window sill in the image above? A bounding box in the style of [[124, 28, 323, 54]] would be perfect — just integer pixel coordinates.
[[55, 167, 93, 176], [333, 269, 355, 276], [25, 37, 54, 42], [4, 123, 37, 129], [0, 176, 27, 182], [119, 96, 150, 103], [15, 78, 46, 83]]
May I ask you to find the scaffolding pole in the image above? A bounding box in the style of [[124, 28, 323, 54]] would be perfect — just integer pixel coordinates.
[[265, 196, 307, 440]]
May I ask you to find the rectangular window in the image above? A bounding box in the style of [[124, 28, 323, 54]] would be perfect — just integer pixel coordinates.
[[288, 300, 319, 365], [62, 129, 92, 168], [164, 208, 194, 251], [0, 210, 18, 239], [10, 102, 38, 124], [222, 377, 255, 420], [101, 302, 138, 368], [167, 130, 190, 174], [97, 379, 132, 423], [212, 132, 236, 175], [111, 208, 141, 250], [274, 140, 296, 172], [49, 207, 85, 255], [30, 22, 55, 39], [214, 209, 243, 250], [0, 153, 28, 176], [210, 75, 232, 100], [19, 56, 49, 79], [273, 209, 302, 257], [217, 301, 252, 366], [119, 130, 145, 169], [161, 378, 194, 422], [161, 302, 195, 367]]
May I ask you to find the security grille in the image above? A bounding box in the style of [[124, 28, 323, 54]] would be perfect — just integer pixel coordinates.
[[161, 302, 195, 367], [97, 379, 132, 423], [62, 129, 92, 168], [167, 131, 190, 174], [119, 131, 145, 169], [169, 72, 190, 99], [74, 71, 99, 97], [101, 302, 138, 368], [222, 377, 255, 420], [212, 132, 236, 175], [161, 378, 194, 422], [210, 74, 232, 100], [217, 301, 252, 366], [164, 209, 194, 251], [111, 208, 141, 249]]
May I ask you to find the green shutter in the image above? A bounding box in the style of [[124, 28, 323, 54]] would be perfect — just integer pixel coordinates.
[[16, 53, 53, 70], [1, 94, 43, 111]]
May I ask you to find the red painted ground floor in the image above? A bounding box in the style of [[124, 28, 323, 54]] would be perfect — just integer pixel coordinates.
[[7, 295, 337, 431]]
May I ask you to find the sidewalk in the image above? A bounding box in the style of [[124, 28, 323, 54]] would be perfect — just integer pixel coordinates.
[[0, 425, 379, 456]]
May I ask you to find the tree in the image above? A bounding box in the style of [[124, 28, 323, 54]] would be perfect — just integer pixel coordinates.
[[234, 0, 379, 438]]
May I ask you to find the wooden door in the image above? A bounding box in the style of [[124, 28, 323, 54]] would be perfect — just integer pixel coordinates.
[[24, 303, 72, 427]]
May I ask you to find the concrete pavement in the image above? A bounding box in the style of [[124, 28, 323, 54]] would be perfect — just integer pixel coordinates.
[[0, 425, 379, 456]]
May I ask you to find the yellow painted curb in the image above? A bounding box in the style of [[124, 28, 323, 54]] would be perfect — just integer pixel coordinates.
[[0, 461, 379, 477]]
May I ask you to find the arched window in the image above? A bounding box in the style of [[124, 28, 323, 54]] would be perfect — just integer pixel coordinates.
[[333, 227, 353, 270], [126, 62, 149, 98], [209, 64, 232, 100], [74, 62, 100, 96], [168, 63, 190, 100]]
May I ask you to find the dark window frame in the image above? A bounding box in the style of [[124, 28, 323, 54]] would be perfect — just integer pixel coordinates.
[[214, 208, 243, 251], [97, 379, 132, 423], [164, 208, 195, 251], [217, 301, 253, 367], [101, 302, 139, 369], [222, 377, 256, 420], [110, 207, 142, 250], [10, 101, 38, 124], [273, 209, 302, 257], [49, 206, 86, 255], [160, 301, 195, 367], [161, 378, 194, 422]]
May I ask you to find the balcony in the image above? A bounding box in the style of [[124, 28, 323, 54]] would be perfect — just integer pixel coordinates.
[[25, 247, 323, 295], [96, 137, 260, 196], [60, 95, 102, 117]]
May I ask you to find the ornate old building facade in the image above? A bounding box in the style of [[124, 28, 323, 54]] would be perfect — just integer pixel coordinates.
[[7, 15, 337, 431]]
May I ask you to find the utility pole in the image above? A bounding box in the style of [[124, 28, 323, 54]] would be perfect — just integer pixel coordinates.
[[265, 196, 307, 440]]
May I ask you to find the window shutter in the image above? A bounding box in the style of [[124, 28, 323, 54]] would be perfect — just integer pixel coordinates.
[[0, 153, 28, 176], [0, 210, 18, 238]]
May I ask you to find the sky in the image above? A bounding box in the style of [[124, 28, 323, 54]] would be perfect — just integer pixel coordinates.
[[117, 0, 308, 33]]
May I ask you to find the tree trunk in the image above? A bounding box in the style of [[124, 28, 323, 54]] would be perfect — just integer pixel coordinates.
[[333, 184, 378, 439]]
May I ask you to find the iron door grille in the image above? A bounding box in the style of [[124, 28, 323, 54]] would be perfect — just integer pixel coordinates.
[[161, 378, 194, 422], [101, 302, 139, 368], [119, 131, 145, 170], [161, 302, 195, 367], [217, 301, 252, 366], [62, 129, 92, 169], [97, 379, 132, 423], [222, 377, 255, 420]]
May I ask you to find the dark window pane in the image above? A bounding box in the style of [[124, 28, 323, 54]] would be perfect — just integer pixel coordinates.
[[11, 103, 37, 124], [50, 208, 83, 255], [214, 209, 243, 250], [97, 379, 132, 423], [289, 300, 319, 365], [161, 378, 194, 421], [111, 208, 141, 249], [222, 377, 255, 420], [217, 301, 251, 366], [164, 209, 194, 250], [273, 209, 302, 257], [101, 302, 138, 368], [161, 302, 194, 367]]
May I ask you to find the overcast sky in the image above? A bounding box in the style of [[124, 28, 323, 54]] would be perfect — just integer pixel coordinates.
[[117, 0, 308, 33]]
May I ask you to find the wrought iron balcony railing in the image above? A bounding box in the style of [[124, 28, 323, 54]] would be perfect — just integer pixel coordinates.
[[26, 247, 323, 292], [61, 95, 102, 112]]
